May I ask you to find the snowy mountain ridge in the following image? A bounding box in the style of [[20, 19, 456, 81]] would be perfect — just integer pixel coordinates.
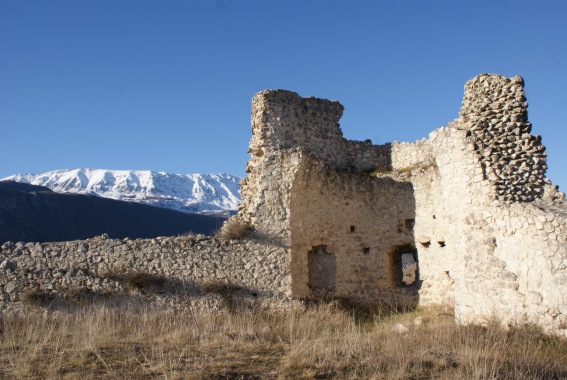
[[2, 169, 241, 216]]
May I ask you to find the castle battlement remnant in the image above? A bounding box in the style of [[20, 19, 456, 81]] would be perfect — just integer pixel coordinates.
[[2, 74, 566, 336], [459, 74, 548, 203]]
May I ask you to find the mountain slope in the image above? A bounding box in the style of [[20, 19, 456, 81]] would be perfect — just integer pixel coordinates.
[[0, 181, 224, 243], [2, 169, 241, 215]]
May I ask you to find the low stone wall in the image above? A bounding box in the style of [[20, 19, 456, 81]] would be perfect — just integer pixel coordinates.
[[0, 234, 291, 310]]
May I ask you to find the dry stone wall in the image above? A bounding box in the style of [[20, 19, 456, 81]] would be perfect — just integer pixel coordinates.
[[0, 234, 291, 310]]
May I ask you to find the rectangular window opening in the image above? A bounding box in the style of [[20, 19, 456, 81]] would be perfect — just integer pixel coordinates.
[[308, 245, 336, 293]]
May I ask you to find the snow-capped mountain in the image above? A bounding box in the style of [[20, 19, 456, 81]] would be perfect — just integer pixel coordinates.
[[2, 169, 241, 216]]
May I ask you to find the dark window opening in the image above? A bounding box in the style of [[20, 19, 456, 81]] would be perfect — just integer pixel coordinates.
[[387, 245, 419, 287], [401, 253, 418, 285], [350, 225, 356, 233], [308, 245, 336, 292], [363, 247, 370, 255], [405, 219, 415, 231]]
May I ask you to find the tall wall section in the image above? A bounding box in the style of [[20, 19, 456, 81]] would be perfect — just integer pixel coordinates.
[[290, 155, 417, 305], [389, 74, 567, 334], [236, 90, 393, 240], [459, 74, 548, 202]]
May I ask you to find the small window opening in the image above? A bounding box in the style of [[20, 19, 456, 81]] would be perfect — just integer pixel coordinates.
[[438, 241, 446, 247], [404, 219, 415, 231], [387, 245, 418, 287], [363, 247, 370, 255], [308, 245, 336, 293], [350, 225, 356, 233], [401, 253, 417, 286]]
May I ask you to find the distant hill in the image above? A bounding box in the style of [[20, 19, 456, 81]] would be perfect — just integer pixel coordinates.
[[0, 181, 224, 244], [2, 169, 241, 216]]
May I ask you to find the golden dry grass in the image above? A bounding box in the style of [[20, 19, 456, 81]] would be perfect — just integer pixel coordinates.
[[1, 301, 567, 379]]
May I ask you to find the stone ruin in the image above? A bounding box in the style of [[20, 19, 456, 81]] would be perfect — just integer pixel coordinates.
[[1, 73, 566, 336], [229, 73, 567, 334]]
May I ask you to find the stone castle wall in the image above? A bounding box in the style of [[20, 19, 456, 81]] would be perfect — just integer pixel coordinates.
[[290, 154, 417, 304], [0, 235, 291, 309], [233, 73, 567, 335], [459, 74, 548, 202]]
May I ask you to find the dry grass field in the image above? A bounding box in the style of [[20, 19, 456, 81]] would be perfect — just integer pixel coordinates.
[[1, 299, 567, 380]]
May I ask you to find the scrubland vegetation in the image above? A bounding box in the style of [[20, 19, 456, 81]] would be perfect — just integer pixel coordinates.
[[2, 298, 567, 380]]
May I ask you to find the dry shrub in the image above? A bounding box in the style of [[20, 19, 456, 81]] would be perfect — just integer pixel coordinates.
[[216, 218, 250, 241], [21, 289, 56, 307], [201, 280, 245, 312], [179, 230, 197, 238], [102, 268, 167, 293], [122, 271, 166, 291], [60, 286, 112, 305]]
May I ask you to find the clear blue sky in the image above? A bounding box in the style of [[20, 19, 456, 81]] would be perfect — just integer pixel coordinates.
[[1, 0, 566, 190]]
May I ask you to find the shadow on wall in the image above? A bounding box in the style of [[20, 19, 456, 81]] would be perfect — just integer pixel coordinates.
[[291, 155, 420, 311], [342, 141, 394, 176]]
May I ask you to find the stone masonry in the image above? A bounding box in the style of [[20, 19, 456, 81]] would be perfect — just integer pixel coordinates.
[[230, 73, 567, 335], [1, 73, 566, 336]]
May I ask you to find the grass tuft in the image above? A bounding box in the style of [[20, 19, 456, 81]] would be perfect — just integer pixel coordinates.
[[216, 218, 250, 241]]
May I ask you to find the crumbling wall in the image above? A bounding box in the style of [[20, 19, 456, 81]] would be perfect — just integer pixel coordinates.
[[459, 74, 547, 202], [0, 235, 291, 309], [233, 74, 567, 335], [388, 76, 567, 335], [290, 155, 417, 306], [235, 90, 392, 239]]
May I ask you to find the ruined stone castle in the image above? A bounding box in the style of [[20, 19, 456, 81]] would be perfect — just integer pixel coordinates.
[[1, 74, 566, 335], [232, 73, 567, 333]]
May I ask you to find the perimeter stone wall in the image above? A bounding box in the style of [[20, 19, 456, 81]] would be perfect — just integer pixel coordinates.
[[0, 234, 291, 309]]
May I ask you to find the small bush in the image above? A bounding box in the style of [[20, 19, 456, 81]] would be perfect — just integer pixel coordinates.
[[122, 271, 166, 291], [21, 289, 56, 307], [102, 268, 167, 293], [202, 281, 245, 312], [216, 218, 250, 241], [60, 286, 112, 304]]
